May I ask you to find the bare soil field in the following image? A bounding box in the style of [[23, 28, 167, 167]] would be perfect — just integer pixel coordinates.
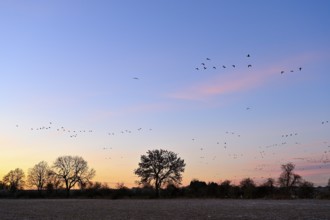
[[0, 199, 329, 220]]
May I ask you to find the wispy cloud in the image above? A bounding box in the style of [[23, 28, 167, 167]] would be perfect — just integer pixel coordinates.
[[169, 68, 276, 101]]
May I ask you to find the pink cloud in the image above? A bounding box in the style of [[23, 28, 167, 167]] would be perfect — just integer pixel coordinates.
[[169, 52, 320, 101], [170, 67, 277, 100]]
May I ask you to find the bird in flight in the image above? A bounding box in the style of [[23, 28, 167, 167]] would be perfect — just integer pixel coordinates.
[[206, 58, 211, 61], [222, 65, 226, 68], [248, 64, 252, 68], [133, 77, 139, 80], [281, 71, 284, 74], [201, 63, 205, 66], [195, 67, 199, 70], [299, 67, 302, 71], [213, 66, 217, 69], [203, 66, 207, 70], [232, 65, 236, 68], [247, 54, 250, 57]]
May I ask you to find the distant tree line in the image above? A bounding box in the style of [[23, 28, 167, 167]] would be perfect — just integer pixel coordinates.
[[0, 150, 329, 199]]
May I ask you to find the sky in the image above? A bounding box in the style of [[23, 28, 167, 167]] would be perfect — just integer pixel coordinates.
[[1, 0, 330, 188]]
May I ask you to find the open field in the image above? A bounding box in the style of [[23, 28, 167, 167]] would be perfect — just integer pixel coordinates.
[[0, 199, 329, 220]]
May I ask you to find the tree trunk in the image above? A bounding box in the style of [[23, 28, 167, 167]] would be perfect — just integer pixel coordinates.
[[66, 188, 70, 197], [155, 182, 160, 198]]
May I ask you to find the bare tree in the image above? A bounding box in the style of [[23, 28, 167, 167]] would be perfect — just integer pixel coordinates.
[[278, 163, 301, 188], [262, 178, 275, 188], [52, 155, 95, 197], [46, 170, 63, 194], [27, 161, 50, 192], [278, 163, 301, 197], [134, 149, 185, 197], [2, 168, 25, 192]]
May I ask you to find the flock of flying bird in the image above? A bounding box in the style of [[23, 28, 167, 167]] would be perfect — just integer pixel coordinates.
[[15, 122, 94, 139], [195, 54, 252, 71], [194, 54, 302, 77], [11, 53, 329, 185], [188, 54, 327, 179]]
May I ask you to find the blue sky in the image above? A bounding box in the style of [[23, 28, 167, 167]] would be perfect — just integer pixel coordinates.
[[1, 0, 330, 187]]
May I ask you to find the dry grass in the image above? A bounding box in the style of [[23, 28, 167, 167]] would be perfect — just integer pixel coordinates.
[[0, 199, 329, 220]]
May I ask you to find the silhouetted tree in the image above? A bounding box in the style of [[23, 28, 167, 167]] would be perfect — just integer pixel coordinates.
[[164, 183, 180, 197], [263, 178, 275, 188], [298, 180, 314, 198], [0, 181, 6, 190], [46, 170, 62, 195], [189, 179, 207, 197], [207, 182, 219, 197], [27, 161, 50, 193], [278, 163, 301, 196], [229, 185, 241, 198], [134, 149, 185, 198], [2, 168, 25, 192], [52, 155, 95, 197], [259, 178, 275, 198], [219, 180, 231, 198], [240, 178, 256, 198], [113, 182, 131, 199]]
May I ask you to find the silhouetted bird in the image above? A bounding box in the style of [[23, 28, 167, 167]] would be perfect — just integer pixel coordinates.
[[299, 67, 302, 71], [248, 64, 252, 68], [133, 77, 139, 80], [203, 66, 207, 70], [247, 54, 250, 57], [213, 66, 216, 69], [195, 67, 199, 70], [201, 63, 205, 66], [281, 71, 284, 74], [232, 65, 235, 68], [222, 65, 226, 68], [206, 58, 211, 60], [290, 70, 294, 72]]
